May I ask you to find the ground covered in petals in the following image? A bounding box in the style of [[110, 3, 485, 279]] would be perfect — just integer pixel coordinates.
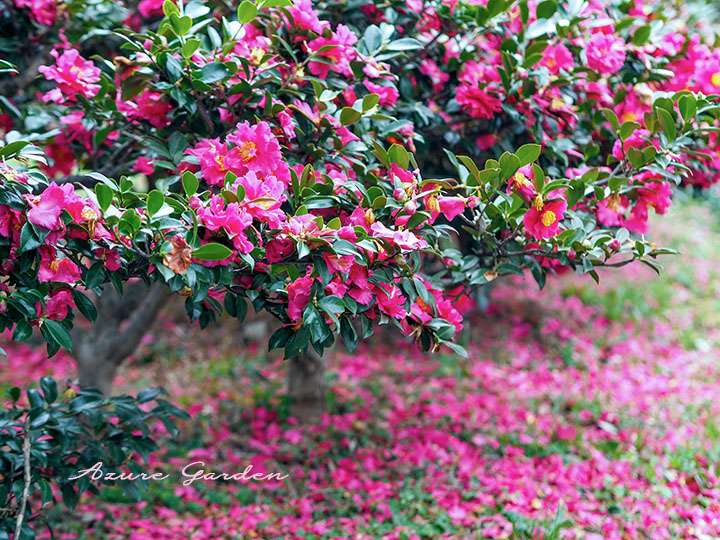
[[3, 197, 720, 539]]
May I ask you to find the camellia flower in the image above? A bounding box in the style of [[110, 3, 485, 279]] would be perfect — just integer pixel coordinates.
[[524, 194, 567, 240], [187, 139, 235, 187], [585, 33, 626, 75], [27, 183, 84, 231], [14, 0, 57, 25], [541, 43, 574, 75], [455, 85, 502, 120], [38, 248, 82, 284], [363, 81, 399, 108], [373, 282, 407, 319], [287, 274, 314, 322], [307, 25, 358, 79], [39, 49, 101, 104], [43, 289, 75, 320], [117, 89, 172, 128], [226, 121, 290, 184]]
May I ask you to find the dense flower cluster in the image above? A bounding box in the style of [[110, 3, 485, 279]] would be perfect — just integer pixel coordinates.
[[1, 0, 719, 354]]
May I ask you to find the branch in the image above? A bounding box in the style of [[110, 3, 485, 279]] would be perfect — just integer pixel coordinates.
[[14, 420, 31, 538]]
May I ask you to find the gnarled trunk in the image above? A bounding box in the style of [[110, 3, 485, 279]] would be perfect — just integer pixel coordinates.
[[73, 281, 170, 394], [287, 349, 325, 423]]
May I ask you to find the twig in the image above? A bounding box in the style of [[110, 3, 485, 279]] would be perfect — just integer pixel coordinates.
[[14, 420, 31, 539]]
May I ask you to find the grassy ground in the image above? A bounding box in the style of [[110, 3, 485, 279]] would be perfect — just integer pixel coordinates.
[[4, 195, 720, 539]]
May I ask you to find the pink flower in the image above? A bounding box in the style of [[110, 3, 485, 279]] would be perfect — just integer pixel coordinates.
[[27, 183, 85, 231], [227, 121, 290, 185], [456, 85, 502, 120], [38, 248, 82, 284], [134, 156, 155, 175], [541, 43, 574, 74], [370, 222, 428, 251], [438, 197, 466, 221], [187, 139, 235, 186], [266, 238, 294, 263], [277, 111, 296, 140], [27, 183, 67, 230], [138, 0, 164, 18], [363, 81, 399, 108], [373, 283, 407, 319], [287, 274, 314, 322], [287, 0, 329, 33], [524, 194, 567, 240], [43, 290, 75, 320], [117, 89, 172, 128], [39, 49, 101, 104], [307, 25, 357, 79], [14, 0, 57, 25], [585, 33, 626, 75], [419, 59, 449, 91]]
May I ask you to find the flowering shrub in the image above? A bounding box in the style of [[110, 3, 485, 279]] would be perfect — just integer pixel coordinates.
[[1, 0, 719, 356], [0, 378, 187, 538]]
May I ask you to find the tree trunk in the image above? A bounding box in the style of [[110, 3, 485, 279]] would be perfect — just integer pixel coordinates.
[[287, 349, 326, 423], [73, 281, 170, 394]]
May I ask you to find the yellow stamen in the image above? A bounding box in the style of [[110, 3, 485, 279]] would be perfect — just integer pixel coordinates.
[[215, 154, 226, 170], [712, 73, 720, 87], [238, 141, 257, 163], [426, 195, 440, 213], [49, 259, 60, 272], [541, 210, 557, 227], [533, 195, 544, 211], [621, 112, 637, 123], [513, 172, 530, 188]]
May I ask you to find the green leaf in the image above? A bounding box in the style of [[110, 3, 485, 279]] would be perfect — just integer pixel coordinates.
[[339, 107, 362, 125], [632, 25, 652, 45], [536, 0, 557, 19], [601, 108, 620, 131], [386, 38, 422, 51], [516, 143, 542, 166], [387, 144, 410, 169], [40, 376, 58, 403], [237, 0, 258, 23], [182, 171, 199, 196], [656, 107, 676, 141], [499, 151, 521, 179], [193, 243, 233, 260], [147, 190, 165, 216], [41, 320, 73, 353], [319, 295, 345, 314], [678, 94, 697, 122], [95, 184, 114, 213], [72, 290, 97, 322], [200, 62, 229, 84]]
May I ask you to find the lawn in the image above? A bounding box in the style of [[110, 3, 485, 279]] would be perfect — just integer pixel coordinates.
[[3, 196, 720, 539]]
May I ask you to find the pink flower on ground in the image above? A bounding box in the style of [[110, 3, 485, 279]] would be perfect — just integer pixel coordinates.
[[38, 248, 82, 284], [524, 194, 567, 240], [287, 274, 314, 322], [585, 33, 626, 75], [39, 49, 101, 104]]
